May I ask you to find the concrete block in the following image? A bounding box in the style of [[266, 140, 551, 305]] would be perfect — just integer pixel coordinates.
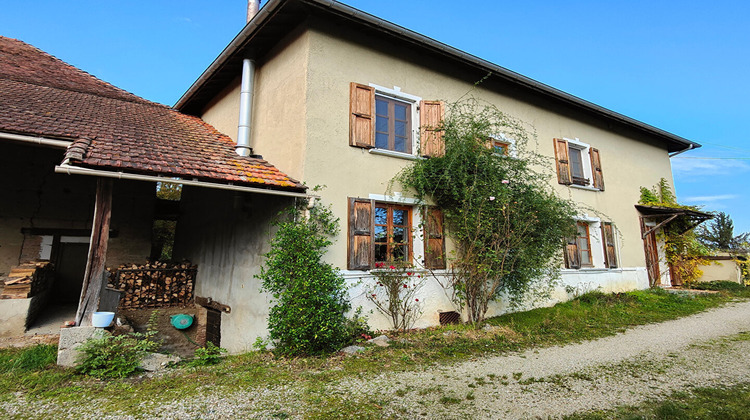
[[57, 326, 110, 367]]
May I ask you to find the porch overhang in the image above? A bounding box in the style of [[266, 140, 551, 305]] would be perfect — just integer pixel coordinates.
[[635, 205, 713, 239]]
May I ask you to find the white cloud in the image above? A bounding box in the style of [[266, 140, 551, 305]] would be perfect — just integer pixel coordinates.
[[671, 158, 750, 175], [683, 194, 739, 203]]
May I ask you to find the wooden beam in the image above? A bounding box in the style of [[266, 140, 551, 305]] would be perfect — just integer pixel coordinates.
[[640, 214, 680, 239], [75, 179, 113, 326]]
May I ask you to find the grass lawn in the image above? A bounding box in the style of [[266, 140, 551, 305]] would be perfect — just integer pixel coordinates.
[[1, 283, 748, 415], [566, 382, 750, 420]]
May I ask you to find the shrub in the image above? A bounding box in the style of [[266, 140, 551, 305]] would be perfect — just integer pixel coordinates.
[[257, 200, 351, 356], [366, 262, 425, 330], [188, 342, 227, 366], [691, 280, 745, 292], [77, 332, 160, 379]]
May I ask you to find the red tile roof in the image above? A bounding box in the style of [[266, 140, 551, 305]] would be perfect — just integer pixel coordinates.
[[0, 36, 304, 192]]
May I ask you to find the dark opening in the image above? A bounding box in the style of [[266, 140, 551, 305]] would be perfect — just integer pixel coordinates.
[[439, 311, 461, 326], [205, 308, 221, 347]]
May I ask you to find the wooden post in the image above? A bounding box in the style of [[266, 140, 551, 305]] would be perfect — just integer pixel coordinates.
[[75, 178, 113, 326]]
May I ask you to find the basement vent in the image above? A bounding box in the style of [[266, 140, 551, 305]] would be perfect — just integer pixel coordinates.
[[439, 311, 461, 326]]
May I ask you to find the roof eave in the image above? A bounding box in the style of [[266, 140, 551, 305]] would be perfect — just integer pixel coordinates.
[[174, 0, 701, 153]]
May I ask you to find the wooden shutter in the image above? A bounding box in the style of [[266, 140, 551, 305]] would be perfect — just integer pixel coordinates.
[[601, 222, 617, 268], [349, 83, 375, 148], [553, 138, 572, 185], [590, 147, 605, 191], [420, 100, 445, 157], [564, 235, 580, 269], [423, 207, 446, 269], [348, 198, 374, 270]]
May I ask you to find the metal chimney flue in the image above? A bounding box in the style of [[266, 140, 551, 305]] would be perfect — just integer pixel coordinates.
[[247, 0, 260, 23]]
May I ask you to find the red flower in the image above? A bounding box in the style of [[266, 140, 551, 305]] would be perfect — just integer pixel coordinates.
[[389, 265, 395, 270], [415, 298, 419, 302], [403, 284, 408, 288], [371, 293, 376, 297], [407, 272, 413, 276]]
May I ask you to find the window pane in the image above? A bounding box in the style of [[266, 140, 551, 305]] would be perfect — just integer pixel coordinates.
[[394, 136, 407, 152], [395, 103, 408, 120], [374, 225, 387, 242], [392, 209, 406, 225], [392, 244, 407, 261], [569, 147, 584, 178], [392, 226, 405, 243], [376, 116, 388, 133], [375, 244, 388, 262], [580, 251, 591, 265], [376, 98, 388, 116], [577, 236, 590, 251], [375, 133, 389, 149], [395, 120, 406, 137], [375, 207, 387, 224]]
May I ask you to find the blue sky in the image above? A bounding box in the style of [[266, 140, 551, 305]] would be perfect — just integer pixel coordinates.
[[2, 0, 748, 233]]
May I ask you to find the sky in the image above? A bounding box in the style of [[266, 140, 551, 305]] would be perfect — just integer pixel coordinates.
[[1, 0, 748, 233]]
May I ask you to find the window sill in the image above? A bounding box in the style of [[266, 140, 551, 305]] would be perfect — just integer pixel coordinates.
[[570, 184, 601, 192], [368, 148, 422, 161]]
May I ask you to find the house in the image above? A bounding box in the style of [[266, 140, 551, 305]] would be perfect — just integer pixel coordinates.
[[169, 0, 702, 351], [0, 35, 305, 338]]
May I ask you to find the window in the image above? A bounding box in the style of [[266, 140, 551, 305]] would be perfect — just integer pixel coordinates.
[[348, 197, 445, 270], [553, 138, 604, 190], [564, 220, 618, 269], [374, 203, 411, 263], [349, 82, 444, 157], [375, 95, 412, 154]]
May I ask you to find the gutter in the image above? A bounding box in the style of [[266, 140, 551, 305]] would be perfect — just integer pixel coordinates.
[[54, 164, 309, 198], [0, 131, 72, 149], [668, 143, 694, 158]]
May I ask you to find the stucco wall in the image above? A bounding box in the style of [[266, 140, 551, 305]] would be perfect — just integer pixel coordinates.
[[200, 28, 310, 182], [698, 258, 742, 284], [174, 186, 293, 353]]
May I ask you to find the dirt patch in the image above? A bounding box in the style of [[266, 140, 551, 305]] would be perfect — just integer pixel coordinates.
[[118, 305, 207, 358]]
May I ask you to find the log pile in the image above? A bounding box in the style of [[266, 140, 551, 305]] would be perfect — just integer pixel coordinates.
[[0, 261, 54, 299], [108, 261, 197, 309]]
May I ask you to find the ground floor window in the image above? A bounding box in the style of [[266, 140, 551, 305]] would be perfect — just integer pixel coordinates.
[[564, 220, 618, 269], [374, 203, 411, 263]]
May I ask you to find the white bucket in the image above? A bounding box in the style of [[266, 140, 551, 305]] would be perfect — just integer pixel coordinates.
[[91, 311, 115, 328]]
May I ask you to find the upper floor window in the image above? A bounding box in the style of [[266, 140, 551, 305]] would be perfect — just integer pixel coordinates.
[[349, 82, 444, 158], [554, 138, 604, 191], [375, 95, 412, 154]]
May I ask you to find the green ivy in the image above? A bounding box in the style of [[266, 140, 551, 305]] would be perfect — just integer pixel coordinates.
[[257, 200, 351, 356], [397, 98, 577, 324]]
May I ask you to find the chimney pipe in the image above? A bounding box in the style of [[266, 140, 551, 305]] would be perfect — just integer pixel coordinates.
[[247, 0, 260, 23], [236, 58, 256, 157]]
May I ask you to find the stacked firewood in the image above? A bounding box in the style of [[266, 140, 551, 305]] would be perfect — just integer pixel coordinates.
[[0, 261, 53, 299], [108, 261, 197, 309]]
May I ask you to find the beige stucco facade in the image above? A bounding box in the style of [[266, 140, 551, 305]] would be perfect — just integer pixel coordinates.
[[196, 20, 679, 346]]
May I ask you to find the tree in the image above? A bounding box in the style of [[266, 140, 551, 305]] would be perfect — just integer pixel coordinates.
[[697, 212, 749, 251], [257, 200, 351, 356], [397, 98, 577, 324]]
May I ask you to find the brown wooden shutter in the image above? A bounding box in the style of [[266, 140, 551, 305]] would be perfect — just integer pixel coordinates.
[[564, 235, 580, 269], [420, 100, 445, 157], [423, 207, 446, 269], [590, 147, 604, 191], [601, 222, 617, 268], [348, 198, 374, 270], [349, 83, 375, 148], [554, 138, 572, 185]]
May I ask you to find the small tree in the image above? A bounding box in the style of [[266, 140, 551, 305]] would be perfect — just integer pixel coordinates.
[[397, 98, 576, 324], [257, 201, 351, 356], [366, 262, 425, 331], [696, 212, 749, 251]]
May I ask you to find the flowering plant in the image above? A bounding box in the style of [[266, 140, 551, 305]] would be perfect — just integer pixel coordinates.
[[366, 262, 425, 331]]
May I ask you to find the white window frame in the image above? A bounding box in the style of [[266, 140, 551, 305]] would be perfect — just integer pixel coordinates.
[[569, 215, 608, 270], [564, 137, 597, 191], [368, 84, 421, 159]]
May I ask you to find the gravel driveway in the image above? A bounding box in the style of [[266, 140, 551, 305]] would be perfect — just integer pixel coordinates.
[[3, 300, 750, 419]]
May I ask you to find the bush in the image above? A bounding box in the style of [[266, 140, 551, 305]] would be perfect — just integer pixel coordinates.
[[691, 280, 745, 292], [257, 201, 351, 356], [188, 342, 227, 367], [77, 332, 160, 379]]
